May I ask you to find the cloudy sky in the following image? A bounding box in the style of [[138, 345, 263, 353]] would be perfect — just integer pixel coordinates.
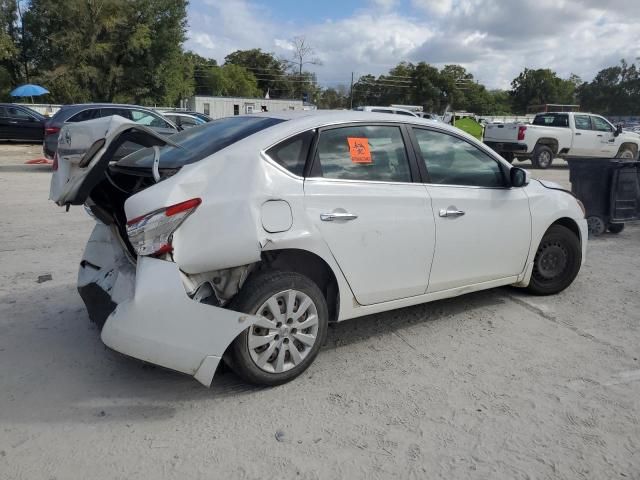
[[186, 0, 640, 90]]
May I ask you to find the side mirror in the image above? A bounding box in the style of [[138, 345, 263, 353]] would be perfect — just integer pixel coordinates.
[[615, 124, 623, 136], [510, 167, 530, 188]]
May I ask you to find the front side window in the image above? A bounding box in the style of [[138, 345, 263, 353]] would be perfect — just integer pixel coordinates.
[[265, 130, 314, 177], [6, 107, 33, 121], [413, 128, 505, 187], [313, 125, 411, 182], [574, 115, 592, 130], [591, 116, 613, 132]]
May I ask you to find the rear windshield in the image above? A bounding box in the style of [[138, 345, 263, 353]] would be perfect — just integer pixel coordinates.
[[117, 116, 285, 169], [532, 113, 569, 127]]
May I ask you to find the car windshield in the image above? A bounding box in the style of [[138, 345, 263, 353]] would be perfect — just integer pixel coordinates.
[[117, 116, 286, 169]]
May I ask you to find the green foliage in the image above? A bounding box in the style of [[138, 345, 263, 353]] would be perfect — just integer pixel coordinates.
[[17, 0, 192, 105], [224, 48, 288, 97], [578, 61, 640, 115], [454, 117, 483, 139], [509, 68, 578, 113], [199, 64, 261, 97]]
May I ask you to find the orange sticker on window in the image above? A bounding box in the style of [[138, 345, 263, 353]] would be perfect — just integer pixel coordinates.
[[347, 137, 372, 164]]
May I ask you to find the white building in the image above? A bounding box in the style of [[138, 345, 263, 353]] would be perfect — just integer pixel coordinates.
[[184, 95, 305, 119]]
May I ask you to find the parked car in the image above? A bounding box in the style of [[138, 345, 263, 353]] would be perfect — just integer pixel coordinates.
[[354, 106, 419, 117], [50, 111, 587, 387], [483, 112, 640, 168], [160, 111, 208, 129], [0, 103, 46, 142], [43, 103, 178, 159]]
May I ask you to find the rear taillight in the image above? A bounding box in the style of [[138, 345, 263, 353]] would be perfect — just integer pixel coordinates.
[[126, 198, 201, 257], [517, 126, 527, 141], [45, 126, 60, 135]]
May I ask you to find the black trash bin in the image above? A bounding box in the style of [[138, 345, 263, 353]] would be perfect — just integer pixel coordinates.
[[566, 157, 640, 236]]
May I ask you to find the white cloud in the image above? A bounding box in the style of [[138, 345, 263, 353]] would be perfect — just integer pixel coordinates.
[[186, 0, 640, 90]]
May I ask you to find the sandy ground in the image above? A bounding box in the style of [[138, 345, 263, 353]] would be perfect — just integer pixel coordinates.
[[0, 145, 639, 480]]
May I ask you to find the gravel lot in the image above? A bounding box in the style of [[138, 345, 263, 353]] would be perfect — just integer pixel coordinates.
[[1, 144, 638, 480]]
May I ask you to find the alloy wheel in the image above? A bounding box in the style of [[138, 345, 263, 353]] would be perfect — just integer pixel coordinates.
[[248, 289, 319, 374]]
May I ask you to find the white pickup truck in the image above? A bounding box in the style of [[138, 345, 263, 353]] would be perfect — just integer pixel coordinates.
[[483, 112, 640, 168]]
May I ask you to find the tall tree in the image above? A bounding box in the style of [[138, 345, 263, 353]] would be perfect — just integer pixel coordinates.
[[22, 0, 192, 105], [509, 68, 577, 113], [224, 48, 287, 97], [578, 61, 639, 115]]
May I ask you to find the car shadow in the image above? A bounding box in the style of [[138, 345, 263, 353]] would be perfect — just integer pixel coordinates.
[[0, 282, 507, 424]]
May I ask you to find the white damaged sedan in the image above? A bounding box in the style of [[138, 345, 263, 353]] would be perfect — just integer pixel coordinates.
[[50, 111, 587, 387]]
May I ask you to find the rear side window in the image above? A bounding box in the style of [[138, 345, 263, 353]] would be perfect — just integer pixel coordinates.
[[68, 109, 101, 122], [372, 109, 393, 114], [533, 114, 568, 127], [312, 125, 411, 182], [100, 108, 133, 120], [574, 115, 592, 130], [265, 130, 314, 176], [117, 116, 286, 169]]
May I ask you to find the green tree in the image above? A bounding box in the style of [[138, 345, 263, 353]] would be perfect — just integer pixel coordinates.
[[0, 0, 20, 99], [509, 68, 577, 113], [23, 0, 192, 105], [224, 48, 288, 97], [578, 61, 639, 115]]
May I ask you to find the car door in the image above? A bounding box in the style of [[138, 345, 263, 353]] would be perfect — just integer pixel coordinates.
[[6, 106, 40, 141], [591, 115, 618, 156], [0, 106, 10, 139], [571, 115, 599, 156], [410, 127, 531, 292], [303, 123, 436, 305]]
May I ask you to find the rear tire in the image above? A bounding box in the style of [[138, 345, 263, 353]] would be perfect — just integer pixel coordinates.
[[532, 145, 554, 169], [526, 225, 581, 295], [227, 271, 328, 386]]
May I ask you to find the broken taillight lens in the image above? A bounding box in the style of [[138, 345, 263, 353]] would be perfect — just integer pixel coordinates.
[[126, 198, 201, 257]]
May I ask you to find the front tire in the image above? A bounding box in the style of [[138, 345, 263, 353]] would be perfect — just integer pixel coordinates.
[[616, 148, 636, 159], [227, 271, 328, 386], [526, 225, 582, 295]]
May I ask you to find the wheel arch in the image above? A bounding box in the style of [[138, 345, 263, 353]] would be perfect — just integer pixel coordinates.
[[616, 142, 638, 158], [260, 248, 340, 322], [535, 138, 559, 154], [549, 216, 582, 244]]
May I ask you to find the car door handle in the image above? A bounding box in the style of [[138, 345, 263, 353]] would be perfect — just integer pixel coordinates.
[[320, 212, 358, 222], [439, 208, 465, 218], [8, 121, 17, 124], [575, 132, 581, 136], [597, 134, 603, 137]]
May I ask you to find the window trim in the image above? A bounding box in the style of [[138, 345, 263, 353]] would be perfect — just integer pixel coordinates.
[[408, 125, 510, 189], [305, 121, 421, 184], [590, 115, 614, 132]]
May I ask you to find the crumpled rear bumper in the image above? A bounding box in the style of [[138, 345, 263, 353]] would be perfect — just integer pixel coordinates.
[[79, 224, 260, 387]]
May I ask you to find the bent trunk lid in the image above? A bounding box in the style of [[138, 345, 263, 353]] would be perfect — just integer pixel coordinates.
[[49, 115, 178, 207]]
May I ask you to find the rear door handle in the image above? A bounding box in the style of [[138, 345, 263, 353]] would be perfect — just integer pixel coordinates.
[[597, 134, 603, 137], [439, 208, 465, 218], [575, 132, 581, 136], [320, 212, 358, 222]]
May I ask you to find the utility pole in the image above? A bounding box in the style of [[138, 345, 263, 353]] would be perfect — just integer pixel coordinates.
[[349, 72, 354, 109]]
